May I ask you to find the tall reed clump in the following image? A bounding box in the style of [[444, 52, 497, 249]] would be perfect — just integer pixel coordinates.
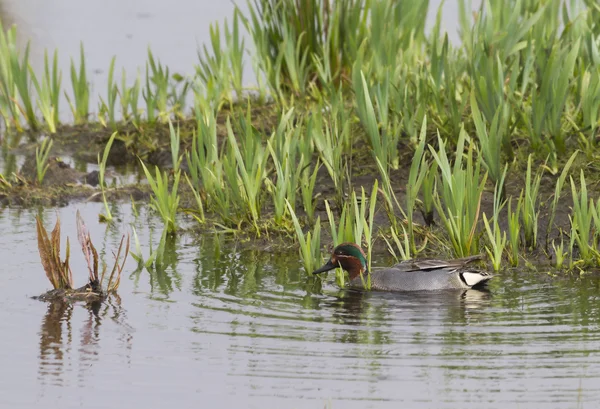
[[224, 110, 269, 234], [430, 127, 487, 257], [196, 8, 245, 105], [266, 108, 300, 226]]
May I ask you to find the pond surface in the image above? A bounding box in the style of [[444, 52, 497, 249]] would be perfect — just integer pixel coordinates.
[[1, 203, 600, 408]]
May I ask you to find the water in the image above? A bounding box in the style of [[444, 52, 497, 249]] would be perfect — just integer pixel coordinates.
[[2, 1, 597, 408], [1, 203, 600, 408]]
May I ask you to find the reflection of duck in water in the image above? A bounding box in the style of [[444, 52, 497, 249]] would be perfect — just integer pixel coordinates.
[[314, 243, 493, 291]]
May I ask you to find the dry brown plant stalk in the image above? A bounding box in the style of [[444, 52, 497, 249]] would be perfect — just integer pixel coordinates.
[[36, 211, 130, 299], [36, 215, 74, 289]]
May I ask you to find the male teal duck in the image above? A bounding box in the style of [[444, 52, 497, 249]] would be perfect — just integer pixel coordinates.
[[313, 243, 493, 291]]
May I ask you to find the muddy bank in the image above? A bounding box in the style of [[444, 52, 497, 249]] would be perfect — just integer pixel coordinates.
[[1, 104, 598, 268]]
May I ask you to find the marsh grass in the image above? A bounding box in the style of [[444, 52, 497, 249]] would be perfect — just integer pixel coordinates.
[[287, 200, 322, 275], [77, 211, 128, 294], [225, 112, 269, 233], [483, 166, 507, 271], [98, 57, 118, 130], [507, 196, 521, 267], [140, 161, 181, 235], [35, 137, 53, 184], [66, 43, 89, 124], [7, 0, 600, 274], [569, 170, 598, 265], [132, 225, 169, 272], [31, 50, 61, 133], [521, 155, 543, 250], [98, 132, 117, 222], [431, 127, 487, 257]]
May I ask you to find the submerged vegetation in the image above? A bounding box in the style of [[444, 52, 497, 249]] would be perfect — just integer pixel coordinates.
[[4, 0, 600, 280]]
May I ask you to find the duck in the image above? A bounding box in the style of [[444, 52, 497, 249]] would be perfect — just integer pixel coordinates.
[[312, 243, 493, 291]]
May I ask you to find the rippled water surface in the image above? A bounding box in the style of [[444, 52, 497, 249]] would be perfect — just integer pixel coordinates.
[[1, 0, 598, 407], [1, 203, 600, 409]]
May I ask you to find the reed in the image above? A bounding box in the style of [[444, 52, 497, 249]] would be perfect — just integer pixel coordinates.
[[31, 50, 61, 133], [98, 56, 118, 129], [223, 110, 269, 232], [482, 166, 507, 271], [140, 161, 181, 235], [0, 23, 21, 130], [287, 200, 322, 275], [507, 196, 521, 267], [569, 170, 597, 265], [521, 155, 542, 250], [66, 43, 90, 125], [98, 132, 117, 222], [430, 127, 487, 257], [35, 137, 53, 184]]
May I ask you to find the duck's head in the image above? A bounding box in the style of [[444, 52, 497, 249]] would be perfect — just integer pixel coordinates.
[[312, 242, 368, 281]]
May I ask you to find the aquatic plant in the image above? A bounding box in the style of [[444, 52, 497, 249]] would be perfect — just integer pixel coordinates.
[[351, 182, 378, 274], [430, 127, 487, 258], [266, 109, 299, 225], [470, 92, 510, 185], [384, 223, 412, 263], [482, 167, 507, 271], [0, 23, 21, 130], [224, 112, 269, 233], [287, 200, 322, 275], [300, 157, 319, 225], [325, 200, 353, 247], [404, 118, 429, 254], [132, 225, 168, 272], [545, 151, 578, 249], [521, 155, 542, 250], [31, 50, 61, 133], [569, 170, 597, 265], [310, 101, 348, 208], [35, 211, 129, 300], [168, 119, 182, 173], [507, 196, 521, 267], [76, 211, 128, 294], [140, 161, 181, 235], [98, 56, 118, 130], [36, 215, 73, 289], [196, 9, 245, 104], [35, 137, 53, 185], [98, 132, 117, 222], [66, 43, 90, 125]]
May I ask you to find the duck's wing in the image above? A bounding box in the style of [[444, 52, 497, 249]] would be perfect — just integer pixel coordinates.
[[391, 255, 483, 272]]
